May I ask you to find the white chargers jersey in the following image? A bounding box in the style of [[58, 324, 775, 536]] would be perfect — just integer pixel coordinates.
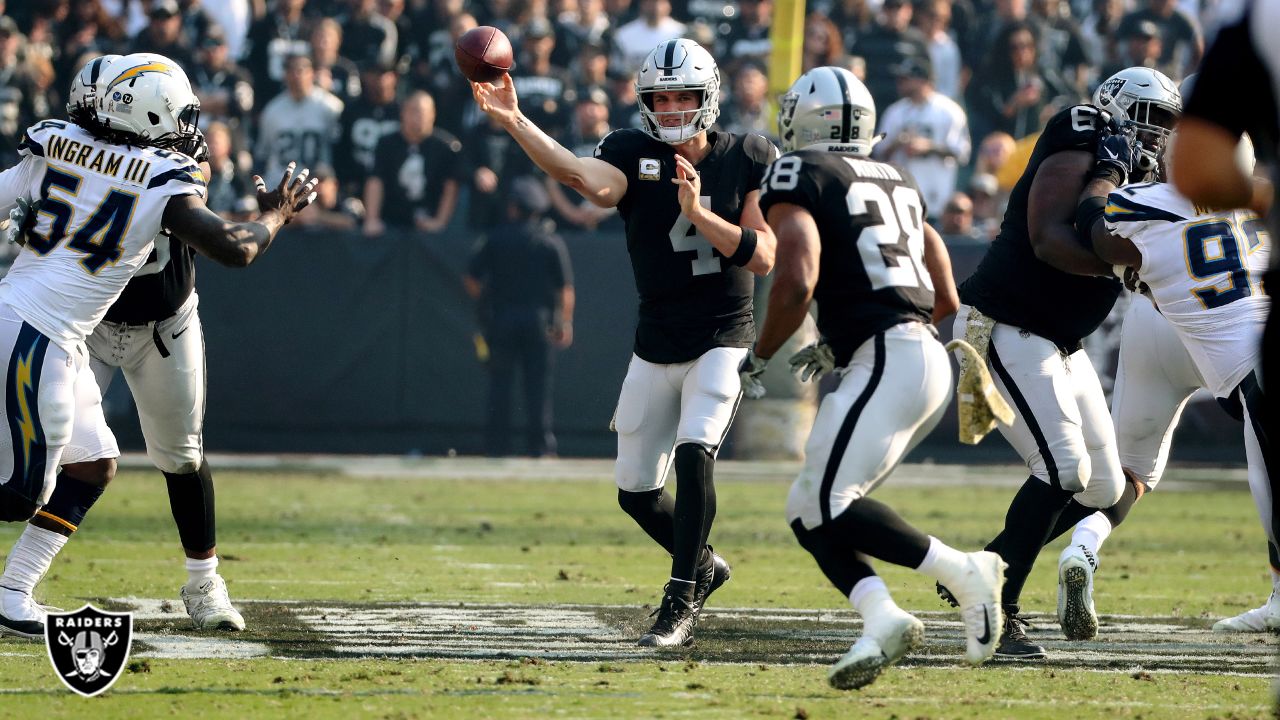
[[0, 119, 207, 353], [1105, 181, 1270, 398]]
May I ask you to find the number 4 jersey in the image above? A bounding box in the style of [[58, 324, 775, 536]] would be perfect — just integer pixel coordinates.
[[594, 128, 777, 364], [1106, 181, 1270, 398], [757, 149, 934, 367], [0, 119, 207, 352]]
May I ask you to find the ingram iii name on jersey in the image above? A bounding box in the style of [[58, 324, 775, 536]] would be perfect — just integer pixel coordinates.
[[593, 128, 777, 364], [959, 104, 1122, 351], [0, 120, 207, 351], [757, 150, 934, 366], [1105, 181, 1270, 398]]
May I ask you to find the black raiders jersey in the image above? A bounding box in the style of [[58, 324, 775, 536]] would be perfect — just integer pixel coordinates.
[[594, 128, 777, 364], [757, 150, 934, 367], [959, 104, 1122, 351], [103, 235, 196, 324]]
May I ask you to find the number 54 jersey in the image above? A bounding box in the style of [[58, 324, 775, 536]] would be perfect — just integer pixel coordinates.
[[0, 120, 206, 354], [1106, 181, 1269, 398], [594, 128, 777, 364], [757, 149, 934, 367]]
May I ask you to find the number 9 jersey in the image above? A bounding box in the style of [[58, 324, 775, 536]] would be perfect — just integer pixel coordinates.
[[0, 120, 207, 353], [593, 128, 777, 364], [758, 149, 934, 367]]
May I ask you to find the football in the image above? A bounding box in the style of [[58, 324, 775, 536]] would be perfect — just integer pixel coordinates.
[[455, 26, 514, 84]]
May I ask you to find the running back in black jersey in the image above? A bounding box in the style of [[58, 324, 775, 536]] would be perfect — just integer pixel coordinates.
[[594, 128, 778, 364], [959, 104, 1122, 352], [103, 235, 196, 324], [757, 149, 934, 367]]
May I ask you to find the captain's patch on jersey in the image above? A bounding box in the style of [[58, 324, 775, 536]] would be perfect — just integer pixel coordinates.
[[638, 158, 661, 181]]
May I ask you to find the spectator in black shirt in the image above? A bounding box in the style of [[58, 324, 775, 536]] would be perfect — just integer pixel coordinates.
[[570, 40, 612, 101], [202, 121, 257, 220], [511, 18, 573, 132], [465, 176, 575, 458], [336, 62, 401, 195], [1101, 19, 1169, 81], [850, 0, 930, 111], [133, 0, 197, 69], [244, 0, 313, 102], [1030, 0, 1090, 97], [311, 18, 363, 103], [545, 90, 616, 231], [338, 0, 399, 67], [1117, 0, 1201, 76], [363, 91, 466, 236], [967, 21, 1067, 141], [554, 0, 612, 69], [465, 113, 533, 229], [717, 61, 773, 140], [720, 0, 772, 72], [190, 27, 255, 143], [420, 12, 477, 138]]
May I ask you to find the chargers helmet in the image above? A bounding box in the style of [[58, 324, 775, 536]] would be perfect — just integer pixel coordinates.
[[67, 54, 122, 129], [94, 53, 201, 149]]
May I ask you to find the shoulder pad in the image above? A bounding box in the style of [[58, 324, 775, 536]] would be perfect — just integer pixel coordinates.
[[1038, 105, 1103, 153], [742, 133, 781, 164], [18, 119, 71, 158], [148, 153, 207, 190], [1105, 183, 1191, 225]]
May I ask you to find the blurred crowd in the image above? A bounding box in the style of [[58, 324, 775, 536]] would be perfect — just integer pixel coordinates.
[[0, 0, 1228, 240]]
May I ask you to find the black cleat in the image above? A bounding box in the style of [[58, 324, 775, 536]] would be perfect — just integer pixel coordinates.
[[693, 550, 731, 612], [638, 588, 698, 647], [995, 607, 1047, 660], [936, 581, 959, 608]]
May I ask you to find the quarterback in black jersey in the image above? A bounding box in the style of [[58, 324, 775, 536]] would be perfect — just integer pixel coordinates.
[[472, 38, 777, 648], [948, 67, 1181, 659], [749, 66, 1003, 690]]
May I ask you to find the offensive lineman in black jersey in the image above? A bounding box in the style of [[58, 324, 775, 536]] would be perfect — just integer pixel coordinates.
[[472, 38, 777, 647], [0, 55, 247, 637], [945, 67, 1181, 658], [747, 66, 1003, 690]]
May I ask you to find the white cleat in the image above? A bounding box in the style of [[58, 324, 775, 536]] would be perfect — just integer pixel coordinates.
[[1057, 544, 1098, 641], [0, 585, 46, 640], [1212, 591, 1280, 633], [828, 609, 924, 690], [181, 575, 246, 631], [946, 551, 1005, 664]]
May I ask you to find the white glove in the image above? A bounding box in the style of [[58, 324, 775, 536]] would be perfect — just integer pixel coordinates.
[[4, 197, 34, 247], [788, 340, 835, 382], [739, 351, 769, 399]]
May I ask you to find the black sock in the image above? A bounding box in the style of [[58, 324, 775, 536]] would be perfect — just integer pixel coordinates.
[[618, 488, 676, 555], [791, 519, 877, 597], [826, 495, 931, 569], [38, 473, 105, 532], [671, 444, 716, 592], [1041, 499, 1098, 546], [997, 476, 1075, 606], [1099, 478, 1143, 529], [164, 459, 216, 554]]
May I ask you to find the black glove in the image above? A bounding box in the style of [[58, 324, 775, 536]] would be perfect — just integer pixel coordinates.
[[1089, 116, 1142, 186]]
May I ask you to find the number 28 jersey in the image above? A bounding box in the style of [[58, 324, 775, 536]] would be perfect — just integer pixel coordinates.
[[594, 128, 777, 364], [757, 149, 934, 367], [0, 120, 207, 352]]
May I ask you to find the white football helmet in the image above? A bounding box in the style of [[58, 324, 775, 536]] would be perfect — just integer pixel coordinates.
[[94, 53, 200, 149], [635, 39, 720, 144], [1093, 66, 1181, 172], [776, 66, 876, 155], [67, 54, 121, 126]]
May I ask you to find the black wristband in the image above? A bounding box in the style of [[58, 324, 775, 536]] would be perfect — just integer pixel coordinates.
[[728, 227, 757, 267], [1087, 162, 1126, 187], [1074, 195, 1108, 250]]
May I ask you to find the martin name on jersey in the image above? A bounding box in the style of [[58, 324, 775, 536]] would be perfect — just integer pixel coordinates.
[[1106, 181, 1270, 398], [0, 119, 207, 352], [757, 149, 934, 366], [593, 128, 777, 364]]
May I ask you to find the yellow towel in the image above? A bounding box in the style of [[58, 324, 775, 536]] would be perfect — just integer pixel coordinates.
[[945, 310, 1014, 445]]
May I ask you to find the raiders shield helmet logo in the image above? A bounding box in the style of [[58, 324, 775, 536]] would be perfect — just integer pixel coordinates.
[[45, 604, 133, 697]]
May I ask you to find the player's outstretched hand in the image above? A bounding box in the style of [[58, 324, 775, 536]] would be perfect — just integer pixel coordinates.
[[471, 74, 519, 126], [1091, 116, 1142, 186], [253, 161, 320, 224], [789, 340, 835, 383]]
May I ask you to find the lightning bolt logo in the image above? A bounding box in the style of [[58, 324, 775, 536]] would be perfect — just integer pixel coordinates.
[[12, 341, 38, 479], [104, 61, 173, 92]]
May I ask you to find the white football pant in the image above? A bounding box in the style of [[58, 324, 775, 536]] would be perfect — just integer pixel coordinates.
[[83, 293, 205, 474], [955, 305, 1124, 508], [787, 322, 951, 530], [614, 346, 747, 492]]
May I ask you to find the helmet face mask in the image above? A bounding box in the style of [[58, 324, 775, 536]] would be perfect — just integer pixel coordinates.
[[1092, 67, 1181, 176], [776, 66, 876, 155], [635, 39, 720, 144]]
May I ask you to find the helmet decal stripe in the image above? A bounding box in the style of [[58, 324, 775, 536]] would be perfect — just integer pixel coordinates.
[[830, 67, 853, 143], [662, 40, 676, 77], [88, 58, 104, 85]]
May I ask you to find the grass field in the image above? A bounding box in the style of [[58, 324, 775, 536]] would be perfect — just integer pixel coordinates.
[[0, 458, 1275, 718]]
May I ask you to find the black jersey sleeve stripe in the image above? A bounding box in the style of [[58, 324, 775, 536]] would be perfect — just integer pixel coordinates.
[[988, 337, 1061, 489], [1103, 193, 1186, 223], [818, 332, 886, 524], [17, 132, 43, 157], [147, 166, 204, 189]]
